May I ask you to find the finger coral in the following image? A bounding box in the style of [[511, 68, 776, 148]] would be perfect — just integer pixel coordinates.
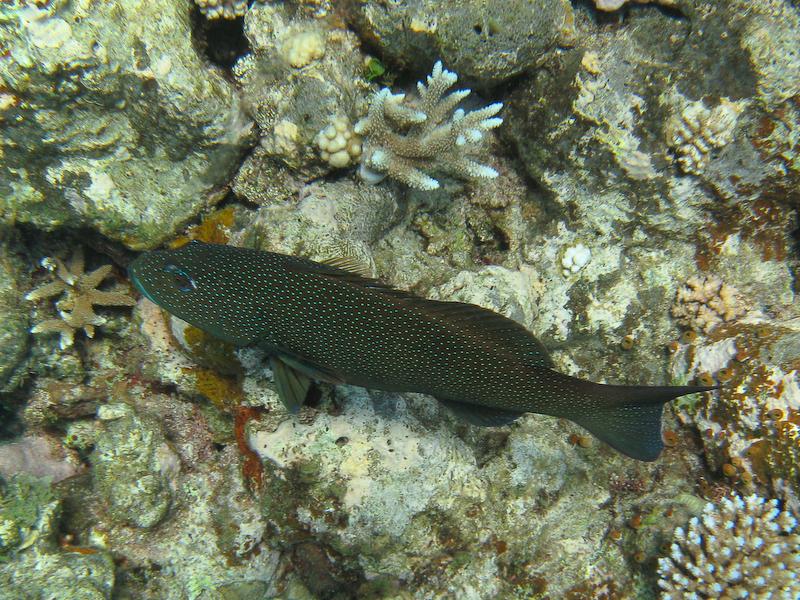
[[26, 248, 136, 349], [657, 494, 800, 599], [671, 274, 749, 334], [355, 61, 503, 190]]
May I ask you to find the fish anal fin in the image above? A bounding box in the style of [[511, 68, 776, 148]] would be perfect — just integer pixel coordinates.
[[440, 399, 524, 427], [270, 356, 314, 413]]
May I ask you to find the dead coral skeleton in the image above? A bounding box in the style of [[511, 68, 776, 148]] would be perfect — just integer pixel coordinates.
[[355, 61, 503, 190], [26, 247, 136, 349], [671, 274, 749, 334], [658, 494, 800, 599]]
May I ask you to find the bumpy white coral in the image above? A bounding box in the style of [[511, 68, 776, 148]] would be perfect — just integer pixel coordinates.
[[665, 98, 744, 175], [671, 274, 748, 334], [355, 61, 503, 190], [316, 116, 362, 169], [658, 494, 800, 599], [194, 0, 248, 19]]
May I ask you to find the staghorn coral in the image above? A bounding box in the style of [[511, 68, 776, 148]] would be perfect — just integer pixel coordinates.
[[355, 61, 503, 190], [26, 247, 136, 349], [671, 274, 749, 334], [657, 494, 800, 599]]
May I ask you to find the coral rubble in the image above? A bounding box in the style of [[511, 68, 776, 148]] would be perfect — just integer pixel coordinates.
[[658, 494, 800, 598], [356, 61, 503, 190], [26, 248, 135, 349]]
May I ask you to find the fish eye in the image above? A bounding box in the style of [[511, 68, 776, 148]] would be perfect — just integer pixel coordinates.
[[164, 263, 196, 292]]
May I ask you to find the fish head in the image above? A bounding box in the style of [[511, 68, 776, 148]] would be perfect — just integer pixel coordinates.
[[128, 241, 261, 345]]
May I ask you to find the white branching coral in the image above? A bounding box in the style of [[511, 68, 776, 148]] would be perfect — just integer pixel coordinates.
[[671, 274, 749, 334], [355, 61, 503, 190], [25, 248, 136, 349], [658, 494, 800, 599]]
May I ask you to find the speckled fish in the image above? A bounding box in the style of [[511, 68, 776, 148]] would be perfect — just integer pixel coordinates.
[[129, 241, 713, 461]]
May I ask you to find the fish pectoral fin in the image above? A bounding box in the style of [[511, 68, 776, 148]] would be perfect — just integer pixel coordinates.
[[270, 356, 315, 413], [439, 399, 524, 427], [277, 353, 345, 386]]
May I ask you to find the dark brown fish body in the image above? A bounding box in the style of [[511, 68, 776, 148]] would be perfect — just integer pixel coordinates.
[[130, 241, 713, 461]]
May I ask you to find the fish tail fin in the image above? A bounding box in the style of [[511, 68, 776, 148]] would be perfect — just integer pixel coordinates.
[[569, 383, 716, 462]]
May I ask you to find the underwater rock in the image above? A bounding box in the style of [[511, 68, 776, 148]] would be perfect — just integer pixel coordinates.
[[342, 0, 576, 86], [243, 178, 399, 276], [0, 0, 252, 250], [503, 0, 800, 245], [233, 2, 369, 186], [0, 435, 82, 483], [0, 474, 115, 600], [91, 403, 176, 529], [0, 235, 29, 394]]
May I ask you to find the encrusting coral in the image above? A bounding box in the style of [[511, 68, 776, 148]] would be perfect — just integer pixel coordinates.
[[671, 274, 749, 334], [355, 61, 503, 190], [657, 494, 800, 599], [25, 247, 136, 349]]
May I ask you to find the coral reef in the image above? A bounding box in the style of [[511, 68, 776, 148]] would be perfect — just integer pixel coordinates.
[[26, 247, 135, 349], [355, 61, 503, 190], [658, 494, 800, 598], [91, 403, 177, 529], [0, 0, 252, 249], [671, 274, 750, 334], [342, 0, 576, 86], [232, 1, 368, 191], [0, 474, 115, 599], [1, 0, 799, 597]]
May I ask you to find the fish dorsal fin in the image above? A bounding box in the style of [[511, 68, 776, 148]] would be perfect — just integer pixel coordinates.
[[270, 356, 314, 413], [284, 258, 553, 368], [320, 256, 372, 278], [440, 399, 524, 427], [417, 299, 554, 369]]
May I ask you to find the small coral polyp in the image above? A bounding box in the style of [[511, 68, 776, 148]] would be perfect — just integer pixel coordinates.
[[355, 61, 503, 190], [658, 494, 800, 599]]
